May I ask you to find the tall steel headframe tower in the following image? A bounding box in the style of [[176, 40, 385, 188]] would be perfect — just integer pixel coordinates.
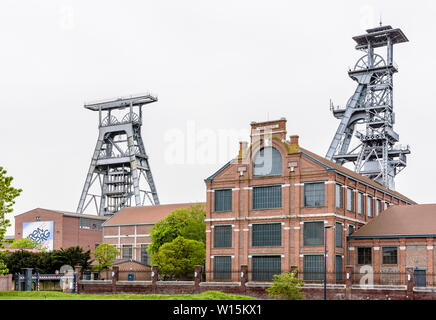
[[325, 25, 410, 190], [77, 93, 160, 216]]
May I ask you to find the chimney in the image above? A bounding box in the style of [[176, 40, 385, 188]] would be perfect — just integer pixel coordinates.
[[239, 141, 248, 160], [290, 135, 299, 146]]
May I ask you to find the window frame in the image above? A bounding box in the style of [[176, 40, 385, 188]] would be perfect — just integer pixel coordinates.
[[122, 244, 133, 259], [335, 222, 343, 248], [303, 221, 324, 246], [251, 223, 282, 247], [253, 146, 282, 177], [357, 247, 372, 265], [358, 192, 364, 215], [335, 184, 343, 209], [214, 189, 233, 212], [251, 255, 282, 281], [304, 182, 325, 207], [303, 254, 324, 281], [367, 196, 373, 217], [382, 247, 398, 265], [346, 188, 354, 211], [213, 255, 232, 280], [214, 224, 233, 248], [252, 185, 282, 210]]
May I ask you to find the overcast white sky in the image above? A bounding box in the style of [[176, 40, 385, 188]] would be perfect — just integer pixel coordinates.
[[1, 0, 435, 235]]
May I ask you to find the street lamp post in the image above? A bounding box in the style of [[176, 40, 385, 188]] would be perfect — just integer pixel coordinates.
[[324, 225, 333, 300]]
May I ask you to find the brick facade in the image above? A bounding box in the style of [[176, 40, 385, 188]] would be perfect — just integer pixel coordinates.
[[14, 208, 106, 251], [204, 119, 413, 282]]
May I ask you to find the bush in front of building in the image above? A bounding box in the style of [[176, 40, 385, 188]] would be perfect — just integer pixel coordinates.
[[266, 269, 305, 300], [3, 246, 92, 275], [152, 236, 205, 280], [148, 204, 206, 257], [92, 243, 119, 279]]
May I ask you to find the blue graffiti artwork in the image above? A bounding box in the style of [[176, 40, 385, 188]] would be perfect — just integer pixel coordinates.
[[28, 228, 51, 243]]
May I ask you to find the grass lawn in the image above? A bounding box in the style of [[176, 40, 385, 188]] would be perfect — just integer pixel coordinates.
[[0, 290, 258, 300]]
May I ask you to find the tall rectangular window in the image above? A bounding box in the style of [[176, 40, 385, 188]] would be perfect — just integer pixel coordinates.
[[335, 184, 343, 208], [367, 197, 373, 217], [214, 256, 232, 280], [382, 247, 398, 265], [347, 188, 354, 211], [214, 225, 232, 248], [122, 245, 133, 259], [252, 256, 281, 281], [304, 221, 324, 246], [358, 192, 364, 215], [335, 255, 343, 281], [252, 185, 282, 209], [304, 182, 325, 207], [215, 189, 232, 212], [357, 247, 372, 265], [376, 199, 382, 216], [252, 223, 281, 247], [303, 255, 324, 281], [335, 222, 343, 248], [140, 244, 150, 266]]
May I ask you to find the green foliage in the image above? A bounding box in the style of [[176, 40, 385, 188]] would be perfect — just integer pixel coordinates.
[[266, 269, 305, 300], [92, 243, 119, 273], [0, 166, 22, 249], [3, 247, 92, 274], [0, 252, 8, 274], [148, 204, 205, 256], [51, 246, 92, 271], [152, 236, 205, 279], [9, 238, 45, 251], [0, 166, 22, 273]]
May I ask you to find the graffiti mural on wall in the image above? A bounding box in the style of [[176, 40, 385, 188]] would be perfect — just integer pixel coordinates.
[[22, 221, 54, 251]]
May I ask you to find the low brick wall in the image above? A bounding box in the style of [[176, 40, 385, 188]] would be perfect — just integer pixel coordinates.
[[75, 265, 436, 300], [0, 275, 12, 291], [78, 280, 430, 300]]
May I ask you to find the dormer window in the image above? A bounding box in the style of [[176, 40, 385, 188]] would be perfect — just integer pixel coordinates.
[[253, 147, 282, 176]]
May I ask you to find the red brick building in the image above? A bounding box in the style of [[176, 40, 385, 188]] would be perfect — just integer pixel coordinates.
[[349, 204, 436, 286], [204, 118, 415, 282], [14, 208, 106, 251], [102, 203, 204, 264]]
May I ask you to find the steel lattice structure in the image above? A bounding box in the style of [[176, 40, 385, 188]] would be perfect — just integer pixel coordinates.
[[326, 25, 410, 190], [77, 93, 160, 216]]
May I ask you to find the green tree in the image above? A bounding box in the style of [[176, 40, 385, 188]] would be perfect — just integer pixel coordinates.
[[8, 238, 45, 251], [0, 166, 22, 274], [92, 243, 119, 279], [266, 269, 305, 300], [152, 236, 205, 279], [3, 250, 52, 274], [148, 204, 205, 256], [51, 246, 92, 271]]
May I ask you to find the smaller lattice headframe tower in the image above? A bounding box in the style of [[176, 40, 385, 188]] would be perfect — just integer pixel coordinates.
[[77, 93, 160, 216]]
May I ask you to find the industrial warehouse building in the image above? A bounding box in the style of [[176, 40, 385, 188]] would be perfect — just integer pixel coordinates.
[[14, 208, 107, 251], [348, 204, 436, 286], [102, 202, 205, 264], [204, 118, 415, 282]]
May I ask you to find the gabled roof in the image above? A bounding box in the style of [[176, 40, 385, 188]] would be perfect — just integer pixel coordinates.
[[349, 204, 436, 239], [204, 160, 232, 182], [14, 208, 108, 220], [103, 202, 205, 226], [298, 147, 415, 204]]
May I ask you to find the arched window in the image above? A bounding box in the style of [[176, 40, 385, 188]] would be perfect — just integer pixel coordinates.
[[253, 147, 282, 176]]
